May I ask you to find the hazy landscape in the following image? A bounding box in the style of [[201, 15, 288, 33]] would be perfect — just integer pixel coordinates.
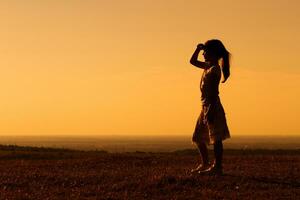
[[1, 0, 300, 199], [0, 135, 299, 152]]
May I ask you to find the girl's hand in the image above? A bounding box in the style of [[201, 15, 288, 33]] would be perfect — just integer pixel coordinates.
[[197, 43, 205, 50]]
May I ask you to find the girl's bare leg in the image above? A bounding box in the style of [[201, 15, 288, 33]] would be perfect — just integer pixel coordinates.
[[200, 140, 223, 175], [191, 142, 210, 173], [191, 142, 209, 173], [213, 140, 223, 170], [197, 142, 209, 166]]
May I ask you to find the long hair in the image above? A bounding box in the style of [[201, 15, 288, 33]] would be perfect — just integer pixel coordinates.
[[204, 39, 231, 83]]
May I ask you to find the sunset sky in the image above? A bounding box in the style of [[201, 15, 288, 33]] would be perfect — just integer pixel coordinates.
[[0, 0, 299, 136]]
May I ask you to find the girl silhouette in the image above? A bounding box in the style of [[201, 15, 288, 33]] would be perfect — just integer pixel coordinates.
[[190, 39, 231, 175]]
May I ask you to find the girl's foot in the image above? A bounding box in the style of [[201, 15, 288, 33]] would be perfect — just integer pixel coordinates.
[[198, 164, 223, 176], [190, 163, 210, 173]]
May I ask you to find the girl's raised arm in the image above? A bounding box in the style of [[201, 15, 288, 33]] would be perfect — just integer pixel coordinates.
[[190, 44, 210, 70]]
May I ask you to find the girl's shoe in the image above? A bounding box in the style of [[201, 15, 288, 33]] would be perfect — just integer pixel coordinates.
[[190, 164, 210, 173]]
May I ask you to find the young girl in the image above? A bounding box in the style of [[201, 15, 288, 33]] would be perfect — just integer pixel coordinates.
[[190, 39, 231, 175]]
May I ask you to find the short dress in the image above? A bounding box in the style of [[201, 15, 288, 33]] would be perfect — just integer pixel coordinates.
[[192, 65, 230, 145]]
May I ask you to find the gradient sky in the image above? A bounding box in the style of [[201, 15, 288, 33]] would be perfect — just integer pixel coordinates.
[[0, 0, 299, 136]]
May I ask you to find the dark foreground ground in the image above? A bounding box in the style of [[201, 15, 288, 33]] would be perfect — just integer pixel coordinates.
[[0, 146, 299, 200]]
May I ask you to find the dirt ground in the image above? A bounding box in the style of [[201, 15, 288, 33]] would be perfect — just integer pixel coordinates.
[[0, 147, 299, 199]]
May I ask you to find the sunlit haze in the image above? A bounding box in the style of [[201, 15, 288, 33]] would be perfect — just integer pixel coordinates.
[[1, 0, 299, 136]]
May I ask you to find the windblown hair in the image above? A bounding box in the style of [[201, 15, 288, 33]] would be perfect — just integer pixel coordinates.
[[204, 39, 231, 83]]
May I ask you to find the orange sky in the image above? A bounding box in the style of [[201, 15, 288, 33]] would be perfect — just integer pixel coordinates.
[[0, 0, 299, 136]]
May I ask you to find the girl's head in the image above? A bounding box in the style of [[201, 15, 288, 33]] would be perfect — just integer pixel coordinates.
[[203, 39, 231, 83]]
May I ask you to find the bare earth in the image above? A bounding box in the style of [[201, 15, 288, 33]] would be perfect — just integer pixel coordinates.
[[0, 146, 299, 200]]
